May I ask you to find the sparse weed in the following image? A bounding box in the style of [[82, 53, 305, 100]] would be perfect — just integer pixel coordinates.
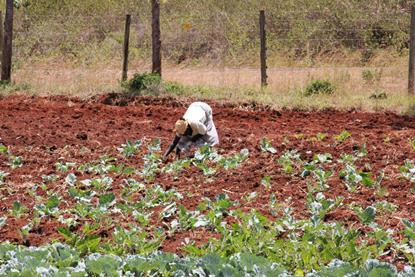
[[315, 133, 328, 141], [362, 69, 382, 84]]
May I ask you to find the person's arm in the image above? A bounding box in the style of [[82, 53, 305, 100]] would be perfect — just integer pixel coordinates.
[[163, 135, 181, 161], [188, 120, 207, 136]]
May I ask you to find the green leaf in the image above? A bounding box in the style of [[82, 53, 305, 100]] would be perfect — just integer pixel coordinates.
[[359, 143, 368, 157], [147, 138, 161, 152], [201, 254, 225, 275], [11, 201, 27, 218], [9, 155, 23, 169], [86, 254, 122, 276], [334, 130, 351, 142], [360, 172, 374, 187], [99, 193, 116, 207], [0, 170, 9, 185], [46, 195, 60, 210], [57, 227, 73, 240], [118, 140, 142, 157], [260, 138, 277, 154], [319, 260, 360, 276], [365, 259, 397, 276], [65, 173, 77, 186], [261, 176, 272, 189], [0, 144, 7, 154], [123, 166, 136, 175], [315, 133, 328, 141], [402, 219, 415, 240], [358, 206, 377, 225], [77, 236, 101, 254], [313, 153, 332, 164], [55, 162, 76, 173]]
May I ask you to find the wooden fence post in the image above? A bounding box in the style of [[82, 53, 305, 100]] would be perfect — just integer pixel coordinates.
[[152, 0, 161, 77], [122, 14, 131, 82], [0, 11, 3, 54], [1, 0, 13, 82], [409, 6, 415, 94], [260, 10, 267, 87]]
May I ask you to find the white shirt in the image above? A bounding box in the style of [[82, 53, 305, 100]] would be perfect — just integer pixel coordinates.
[[182, 102, 219, 146], [183, 102, 209, 136]]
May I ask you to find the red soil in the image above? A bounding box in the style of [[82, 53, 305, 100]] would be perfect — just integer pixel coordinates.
[[0, 94, 415, 264]]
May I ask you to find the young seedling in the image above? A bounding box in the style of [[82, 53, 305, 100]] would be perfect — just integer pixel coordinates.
[[8, 155, 23, 169], [400, 160, 415, 182], [11, 201, 28, 218], [307, 192, 343, 226], [65, 173, 77, 186], [351, 205, 377, 226], [55, 161, 77, 173], [261, 176, 272, 189], [0, 170, 9, 185], [293, 133, 305, 140], [0, 144, 7, 154], [315, 133, 328, 141], [259, 138, 277, 154], [278, 150, 301, 175], [334, 130, 351, 142], [117, 139, 142, 157], [374, 200, 398, 214], [409, 139, 415, 152], [41, 174, 59, 183]]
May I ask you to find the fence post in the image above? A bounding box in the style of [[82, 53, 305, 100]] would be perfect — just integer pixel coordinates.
[[152, 0, 161, 77], [408, 6, 415, 94], [409, 6, 415, 94], [260, 10, 267, 87], [122, 14, 131, 82], [0, 11, 3, 54], [1, 0, 13, 83]]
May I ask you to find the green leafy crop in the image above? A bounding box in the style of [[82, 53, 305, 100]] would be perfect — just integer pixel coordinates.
[[259, 138, 277, 154]]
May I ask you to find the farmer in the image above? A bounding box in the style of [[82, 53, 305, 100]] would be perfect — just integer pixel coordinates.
[[163, 102, 219, 161]]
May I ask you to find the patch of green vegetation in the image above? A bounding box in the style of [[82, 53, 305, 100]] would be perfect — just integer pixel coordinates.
[[123, 73, 161, 93], [0, 81, 30, 95], [2, 137, 415, 275], [304, 80, 335, 96]]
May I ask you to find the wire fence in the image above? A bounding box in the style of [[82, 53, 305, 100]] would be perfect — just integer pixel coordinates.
[[9, 7, 414, 94]]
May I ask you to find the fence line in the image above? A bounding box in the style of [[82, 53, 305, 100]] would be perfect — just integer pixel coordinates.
[[4, 5, 415, 92]]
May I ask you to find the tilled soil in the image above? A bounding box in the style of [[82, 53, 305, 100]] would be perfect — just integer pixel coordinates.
[[1, 94, 415, 266]]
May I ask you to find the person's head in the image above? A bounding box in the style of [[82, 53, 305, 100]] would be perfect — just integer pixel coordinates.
[[175, 118, 192, 136]]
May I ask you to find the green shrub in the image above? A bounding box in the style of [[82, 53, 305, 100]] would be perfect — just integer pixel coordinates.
[[124, 73, 161, 92], [362, 69, 382, 84], [304, 80, 335, 96]]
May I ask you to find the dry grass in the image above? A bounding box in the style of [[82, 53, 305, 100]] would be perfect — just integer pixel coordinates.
[[9, 59, 415, 114]]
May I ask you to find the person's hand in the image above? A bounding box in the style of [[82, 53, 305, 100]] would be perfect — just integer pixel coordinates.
[[162, 154, 168, 163]]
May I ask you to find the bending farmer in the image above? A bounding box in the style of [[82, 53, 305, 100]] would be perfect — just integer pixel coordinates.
[[163, 102, 219, 160]]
